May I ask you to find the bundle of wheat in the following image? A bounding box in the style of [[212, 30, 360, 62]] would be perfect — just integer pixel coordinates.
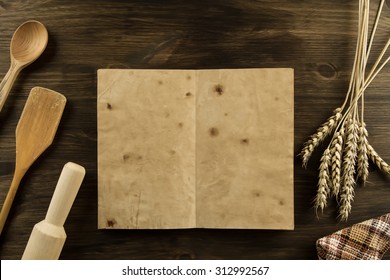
[[300, 0, 389, 221]]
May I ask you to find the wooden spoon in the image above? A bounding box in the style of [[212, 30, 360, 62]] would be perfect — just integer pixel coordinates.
[[0, 20, 48, 112], [0, 87, 66, 235]]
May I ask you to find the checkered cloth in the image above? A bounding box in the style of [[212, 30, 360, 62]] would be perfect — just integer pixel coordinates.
[[316, 213, 390, 260]]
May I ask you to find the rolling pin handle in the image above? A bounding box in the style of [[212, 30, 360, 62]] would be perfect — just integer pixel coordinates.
[[45, 162, 86, 227]]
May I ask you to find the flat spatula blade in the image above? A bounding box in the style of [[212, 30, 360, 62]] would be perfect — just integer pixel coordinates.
[[15, 86, 66, 170]]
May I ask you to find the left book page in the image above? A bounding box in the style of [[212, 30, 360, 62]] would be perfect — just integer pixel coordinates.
[[98, 69, 196, 229]]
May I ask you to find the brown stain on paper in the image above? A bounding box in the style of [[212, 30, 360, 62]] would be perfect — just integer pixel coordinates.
[[123, 152, 143, 162], [107, 219, 117, 227], [214, 84, 224, 95], [209, 127, 219, 137]]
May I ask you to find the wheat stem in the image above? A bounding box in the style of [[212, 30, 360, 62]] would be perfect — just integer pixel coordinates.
[[366, 0, 385, 60], [366, 39, 390, 83]]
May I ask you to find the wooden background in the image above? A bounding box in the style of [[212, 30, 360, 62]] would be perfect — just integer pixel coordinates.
[[0, 0, 389, 260]]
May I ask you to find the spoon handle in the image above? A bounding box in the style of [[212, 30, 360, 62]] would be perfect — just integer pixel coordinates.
[[0, 62, 21, 112]]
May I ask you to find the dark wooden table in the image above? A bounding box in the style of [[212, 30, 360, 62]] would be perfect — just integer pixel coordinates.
[[0, 0, 389, 260]]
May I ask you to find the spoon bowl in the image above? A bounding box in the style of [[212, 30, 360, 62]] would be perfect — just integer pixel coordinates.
[[0, 20, 48, 112], [10, 20, 48, 65]]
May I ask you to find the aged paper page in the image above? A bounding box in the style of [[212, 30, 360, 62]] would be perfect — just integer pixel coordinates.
[[98, 69, 196, 229], [195, 68, 294, 229]]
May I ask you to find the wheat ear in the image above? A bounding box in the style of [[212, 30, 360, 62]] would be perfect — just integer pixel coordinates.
[[314, 148, 331, 213], [357, 122, 369, 183], [339, 118, 358, 221], [367, 143, 390, 174], [330, 127, 344, 196], [300, 108, 342, 167]]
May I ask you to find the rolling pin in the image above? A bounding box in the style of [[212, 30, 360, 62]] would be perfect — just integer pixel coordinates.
[[22, 162, 86, 260]]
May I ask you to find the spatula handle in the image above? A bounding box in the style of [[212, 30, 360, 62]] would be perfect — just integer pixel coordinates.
[[45, 162, 86, 227], [0, 168, 25, 235]]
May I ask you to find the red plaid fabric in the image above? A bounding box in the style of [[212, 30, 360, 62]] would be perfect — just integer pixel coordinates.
[[316, 213, 390, 260]]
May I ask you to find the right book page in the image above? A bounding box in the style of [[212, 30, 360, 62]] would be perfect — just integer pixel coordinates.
[[195, 68, 294, 229]]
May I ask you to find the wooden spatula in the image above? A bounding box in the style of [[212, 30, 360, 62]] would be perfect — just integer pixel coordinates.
[[0, 86, 66, 235]]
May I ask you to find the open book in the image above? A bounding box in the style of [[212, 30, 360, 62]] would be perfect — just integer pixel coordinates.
[[98, 68, 294, 230]]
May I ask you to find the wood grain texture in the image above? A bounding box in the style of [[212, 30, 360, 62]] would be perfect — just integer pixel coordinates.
[[0, 0, 389, 259]]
